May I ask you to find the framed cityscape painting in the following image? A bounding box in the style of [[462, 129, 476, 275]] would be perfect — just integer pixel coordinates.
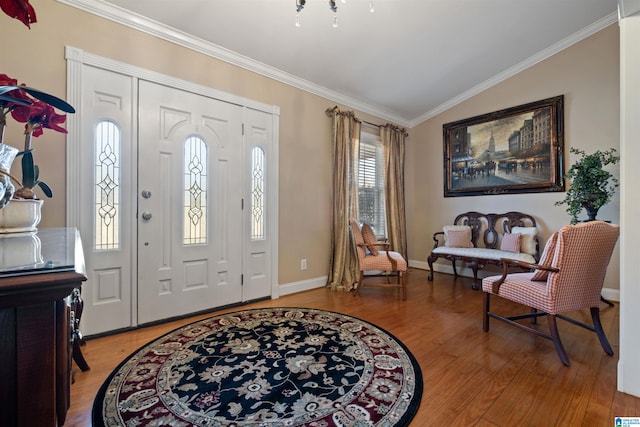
[[443, 95, 565, 197]]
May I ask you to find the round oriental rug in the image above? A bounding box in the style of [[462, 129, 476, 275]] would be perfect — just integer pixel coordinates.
[[93, 307, 423, 426]]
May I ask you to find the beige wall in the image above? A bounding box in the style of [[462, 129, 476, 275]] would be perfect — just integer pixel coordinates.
[[406, 24, 621, 290], [2, 2, 621, 290], [1, 0, 384, 285]]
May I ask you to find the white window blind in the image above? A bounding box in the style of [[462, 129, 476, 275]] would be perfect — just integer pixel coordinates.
[[358, 132, 386, 237]]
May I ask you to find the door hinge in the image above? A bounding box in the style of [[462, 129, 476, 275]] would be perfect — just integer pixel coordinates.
[[241, 274, 244, 285], [242, 123, 245, 135], [241, 198, 244, 210]]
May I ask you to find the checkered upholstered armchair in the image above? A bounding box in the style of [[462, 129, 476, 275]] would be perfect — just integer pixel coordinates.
[[482, 221, 619, 366], [350, 219, 408, 300]]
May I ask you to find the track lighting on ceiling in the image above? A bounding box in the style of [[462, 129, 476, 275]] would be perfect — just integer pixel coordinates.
[[295, 0, 374, 28]]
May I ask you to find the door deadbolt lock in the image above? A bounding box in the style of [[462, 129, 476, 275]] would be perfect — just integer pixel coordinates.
[[141, 190, 152, 199], [142, 211, 152, 220]]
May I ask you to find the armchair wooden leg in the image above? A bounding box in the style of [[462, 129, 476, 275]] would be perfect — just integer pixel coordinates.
[[483, 293, 490, 332], [600, 296, 615, 307], [353, 272, 364, 297], [548, 315, 570, 366], [590, 307, 614, 355]]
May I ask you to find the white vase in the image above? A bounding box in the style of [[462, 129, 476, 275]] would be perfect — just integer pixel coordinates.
[[0, 143, 19, 209], [0, 199, 44, 233]]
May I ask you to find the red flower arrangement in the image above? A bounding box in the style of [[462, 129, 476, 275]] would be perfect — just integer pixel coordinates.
[[11, 99, 68, 139], [0, 73, 75, 200], [0, 0, 36, 28]]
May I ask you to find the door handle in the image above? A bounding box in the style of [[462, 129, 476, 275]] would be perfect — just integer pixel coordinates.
[[141, 211, 152, 221]]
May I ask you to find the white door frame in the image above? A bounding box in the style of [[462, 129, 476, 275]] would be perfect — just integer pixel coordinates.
[[65, 46, 280, 330]]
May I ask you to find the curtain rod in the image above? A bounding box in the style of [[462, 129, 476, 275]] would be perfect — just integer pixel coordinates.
[[362, 120, 381, 128], [326, 107, 408, 137], [363, 120, 409, 137]]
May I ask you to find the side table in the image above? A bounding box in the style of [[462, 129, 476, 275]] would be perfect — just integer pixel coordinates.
[[0, 228, 87, 426]]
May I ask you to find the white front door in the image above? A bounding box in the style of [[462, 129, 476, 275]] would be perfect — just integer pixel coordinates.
[[77, 65, 137, 335], [242, 108, 274, 301], [69, 52, 277, 336], [137, 81, 244, 324]]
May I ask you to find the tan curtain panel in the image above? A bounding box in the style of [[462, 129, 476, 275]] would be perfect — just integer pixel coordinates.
[[381, 124, 408, 259], [326, 107, 361, 291]]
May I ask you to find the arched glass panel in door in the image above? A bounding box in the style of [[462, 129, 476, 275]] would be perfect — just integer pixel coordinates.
[[184, 136, 208, 245], [94, 120, 121, 250], [251, 146, 265, 240]]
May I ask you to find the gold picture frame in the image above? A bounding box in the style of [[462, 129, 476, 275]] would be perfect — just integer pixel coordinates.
[[443, 95, 565, 197]]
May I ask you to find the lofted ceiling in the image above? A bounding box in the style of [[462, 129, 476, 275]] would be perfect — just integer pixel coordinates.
[[63, 0, 618, 127]]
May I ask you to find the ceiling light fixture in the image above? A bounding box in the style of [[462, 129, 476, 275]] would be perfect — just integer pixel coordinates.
[[295, 0, 374, 28]]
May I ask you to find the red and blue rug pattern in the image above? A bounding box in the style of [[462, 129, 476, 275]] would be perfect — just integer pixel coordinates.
[[93, 307, 422, 426]]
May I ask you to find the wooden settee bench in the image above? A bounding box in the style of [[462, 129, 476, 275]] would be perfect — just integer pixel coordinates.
[[427, 211, 539, 289]]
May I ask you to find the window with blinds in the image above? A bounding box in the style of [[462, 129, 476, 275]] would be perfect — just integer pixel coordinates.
[[358, 132, 386, 238]]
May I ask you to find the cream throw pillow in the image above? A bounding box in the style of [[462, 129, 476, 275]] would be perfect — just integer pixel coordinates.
[[511, 226, 537, 256]]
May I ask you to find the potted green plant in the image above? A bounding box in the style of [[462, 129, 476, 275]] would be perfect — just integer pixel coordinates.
[[1, 74, 75, 199], [0, 73, 75, 231], [555, 146, 620, 224]]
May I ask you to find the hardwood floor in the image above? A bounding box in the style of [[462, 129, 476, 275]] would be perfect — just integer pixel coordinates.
[[67, 269, 639, 426]]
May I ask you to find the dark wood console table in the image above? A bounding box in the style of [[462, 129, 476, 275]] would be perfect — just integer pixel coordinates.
[[0, 228, 87, 427]]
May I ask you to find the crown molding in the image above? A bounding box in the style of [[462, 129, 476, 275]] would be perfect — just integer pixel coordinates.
[[56, 0, 410, 127], [618, 0, 640, 18], [409, 11, 619, 127], [56, 1, 618, 129]]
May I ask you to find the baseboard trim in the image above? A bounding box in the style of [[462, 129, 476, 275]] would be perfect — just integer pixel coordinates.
[[601, 287, 620, 303], [277, 276, 327, 297], [409, 259, 620, 302]]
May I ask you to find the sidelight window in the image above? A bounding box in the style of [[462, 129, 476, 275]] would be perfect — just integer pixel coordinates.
[[250, 146, 265, 240], [95, 120, 121, 250]]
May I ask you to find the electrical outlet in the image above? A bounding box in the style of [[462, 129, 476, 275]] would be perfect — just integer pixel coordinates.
[[301, 259, 307, 270]]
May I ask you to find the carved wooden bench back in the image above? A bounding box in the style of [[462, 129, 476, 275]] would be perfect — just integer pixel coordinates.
[[453, 211, 537, 250]]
